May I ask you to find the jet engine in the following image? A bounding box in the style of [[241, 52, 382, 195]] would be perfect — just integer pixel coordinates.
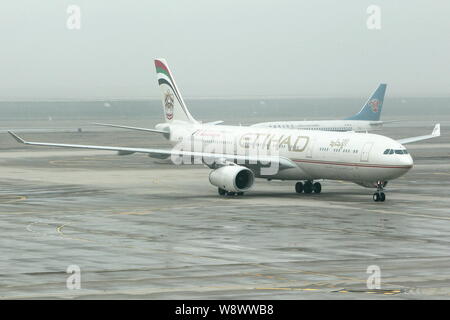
[[209, 165, 254, 192]]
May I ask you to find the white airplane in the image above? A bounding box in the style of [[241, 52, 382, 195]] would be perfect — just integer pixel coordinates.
[[8, 59, 441, 202], [252, 84, 392, 132]]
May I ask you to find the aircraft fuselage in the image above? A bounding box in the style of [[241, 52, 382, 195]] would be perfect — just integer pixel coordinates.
[[167, 121, 413, 185]]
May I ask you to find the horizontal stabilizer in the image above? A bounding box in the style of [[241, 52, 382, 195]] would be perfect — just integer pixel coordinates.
[[369, 120, 401, 125], [93, 122, 169, 134], [205, 120, 224, 125]]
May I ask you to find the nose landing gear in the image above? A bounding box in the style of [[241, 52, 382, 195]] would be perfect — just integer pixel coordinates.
[[373, 192, 385, 202], [373, 181, 387, 202]]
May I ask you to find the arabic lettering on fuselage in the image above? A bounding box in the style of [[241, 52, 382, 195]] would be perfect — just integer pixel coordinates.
[[329, 138, 350, 149]]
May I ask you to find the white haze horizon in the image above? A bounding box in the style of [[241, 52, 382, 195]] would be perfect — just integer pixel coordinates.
[[1, 0, 449, 100]]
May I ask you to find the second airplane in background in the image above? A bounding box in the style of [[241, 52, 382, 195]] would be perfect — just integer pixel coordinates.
[[252, 84, 390, 132]]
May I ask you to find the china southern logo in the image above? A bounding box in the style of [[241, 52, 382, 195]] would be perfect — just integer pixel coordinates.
[[164, 91, 174, 120], [369, 99, 380, 113]]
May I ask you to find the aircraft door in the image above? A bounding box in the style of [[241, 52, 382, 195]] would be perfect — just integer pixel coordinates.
[[360, 142, 373, 162], [306, 138, 315, 158]]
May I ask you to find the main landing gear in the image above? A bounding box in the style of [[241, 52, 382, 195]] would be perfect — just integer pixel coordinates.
[[373, 181, 386, 202], [295, 181, 321, 194], [218, 188, 244, 197]]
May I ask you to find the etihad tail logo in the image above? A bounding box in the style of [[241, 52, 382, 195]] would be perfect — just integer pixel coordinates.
[[155, 59, 181, 105], [164, 91, 174, 120], [155, 59, 191, 119], [369, 99, 380, 113]]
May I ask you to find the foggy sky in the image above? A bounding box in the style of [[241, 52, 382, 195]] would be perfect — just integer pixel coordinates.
[[1, 0, 449, 100]]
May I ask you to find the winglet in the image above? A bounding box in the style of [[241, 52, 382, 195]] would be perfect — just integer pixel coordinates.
[[8, 131, 25, 144], [432, 123, 441, 137]]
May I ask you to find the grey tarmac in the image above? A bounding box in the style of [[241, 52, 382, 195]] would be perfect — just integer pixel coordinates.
[[0, 127, 449, 299]]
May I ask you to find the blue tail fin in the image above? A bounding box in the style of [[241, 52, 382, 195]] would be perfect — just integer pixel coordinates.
[[346, 84, 387, 121]]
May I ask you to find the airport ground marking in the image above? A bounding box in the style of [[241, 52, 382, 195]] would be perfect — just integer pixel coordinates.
[[337, 288, 404, 295], [0, 195, 27, 204], [20, 217, 417, 296], [255, 287, 320, 292], [369, 208, 450, 221], [50, 213, 409, 292], [17, 201, 438, 295], [49, 156, 122, 165], [251, 263, 410, 291], [56, 223, 95, 242], [118, 211, 153, 215], [54, 220, 247, 263]]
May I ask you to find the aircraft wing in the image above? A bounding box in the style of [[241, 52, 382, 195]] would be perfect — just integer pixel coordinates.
[[8, 131, 297, 170], [397, 124, 440, 145]]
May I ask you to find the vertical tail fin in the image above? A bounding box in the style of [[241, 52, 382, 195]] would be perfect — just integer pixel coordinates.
[[154, 58, 197, 123], [346, 84, 387, 121]]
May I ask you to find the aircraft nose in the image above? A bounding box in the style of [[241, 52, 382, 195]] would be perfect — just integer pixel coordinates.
[[405, 154, 413, 167], [398, 154, 414, 168]]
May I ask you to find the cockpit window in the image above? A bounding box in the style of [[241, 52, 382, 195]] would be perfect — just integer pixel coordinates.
[[384, 149, 409, 155]]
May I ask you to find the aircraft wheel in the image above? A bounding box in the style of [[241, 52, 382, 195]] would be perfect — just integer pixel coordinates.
[[304, 181, 313, 194], [379, 192, 386, 202], [237, 192, 244, 196], [227, 191, 236, 196], [373, 192, 380, 202], [218, 188, 226, 196], [313, 182, 322, 194], [295, 182, 304, 193]]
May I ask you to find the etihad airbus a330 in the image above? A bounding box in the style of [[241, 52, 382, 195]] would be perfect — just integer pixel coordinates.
[[8, 59, 441, 201], [252, 84, 392, 132]]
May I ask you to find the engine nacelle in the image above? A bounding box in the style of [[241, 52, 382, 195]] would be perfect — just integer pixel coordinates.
[[209, 165, 254, 192]]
